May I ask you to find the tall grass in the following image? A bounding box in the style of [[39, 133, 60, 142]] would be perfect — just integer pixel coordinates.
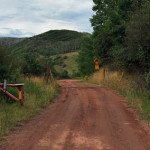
[[89, 69, 150, 122], [0, 77, 60, 138]]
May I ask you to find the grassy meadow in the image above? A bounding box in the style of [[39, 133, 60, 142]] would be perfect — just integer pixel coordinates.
[[0, 77, 60, 138], [51, 52, 78, 77]]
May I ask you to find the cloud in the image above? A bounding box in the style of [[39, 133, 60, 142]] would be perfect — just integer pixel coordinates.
[[0, 28, 34, 37], [0, 0, 94, 37]]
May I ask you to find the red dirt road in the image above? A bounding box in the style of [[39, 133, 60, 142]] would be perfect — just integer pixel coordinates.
[[1, 79, 150, 150]]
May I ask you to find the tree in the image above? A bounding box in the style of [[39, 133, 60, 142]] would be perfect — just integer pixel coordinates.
[[78, 36, 95, 76], [0, 47, 10, 81], [125, 1, 150, 72], [22, 53, 41, 76], [90, 0, 150, 71], [90, 0, 143, 67], [0, 46, 21, 82]]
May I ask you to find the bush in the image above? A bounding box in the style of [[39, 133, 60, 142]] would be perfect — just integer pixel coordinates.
[[53, 56, 63, 66], [63, 56, 68, 59], [71, 70, 81, 78], [0, 87, 18, 104], [60, 70, 69, 79], [0, 47, 11, 81], [0, 46, 22, 82], [77, 35, 95, 76], [145, 71, 150, 90], [62, 64, 67, 68], [125, 2, 150, 73]]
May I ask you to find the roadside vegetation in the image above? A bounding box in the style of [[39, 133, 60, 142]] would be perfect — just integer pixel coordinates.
[[0, 30, 83, 139], [78, 0, 150, 92], [77, 0, 150, 122], [0, 77, 59, 139], [78, 1, 150, 78], [0, 44, 60, 139], [88, 69, 150, 122]]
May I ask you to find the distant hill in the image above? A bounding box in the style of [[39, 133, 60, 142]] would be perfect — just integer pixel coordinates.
[[51, 52, 78, 77], [10, 30, 88, 56], [0, 37, 27, 46]]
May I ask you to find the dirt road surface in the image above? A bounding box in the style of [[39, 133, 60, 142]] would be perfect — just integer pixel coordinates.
[[1, 79, 150, 150]]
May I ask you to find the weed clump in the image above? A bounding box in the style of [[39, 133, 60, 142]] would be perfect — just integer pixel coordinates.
[[0, 77, 59, 138]]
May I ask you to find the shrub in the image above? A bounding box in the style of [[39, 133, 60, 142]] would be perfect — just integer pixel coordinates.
[[0, 87, 18, 104], [60, 70, 69, 79], [63, 56, 68, 59], [145, 71, 150, 90]]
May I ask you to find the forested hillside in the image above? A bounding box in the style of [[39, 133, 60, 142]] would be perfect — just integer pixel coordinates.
[[10, 30, 85, 56], [0, 37, 26, 46], [0, 30, 86, 82]]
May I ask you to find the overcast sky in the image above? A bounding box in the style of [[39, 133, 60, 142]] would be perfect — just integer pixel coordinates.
[[0, 0, 94, 37]]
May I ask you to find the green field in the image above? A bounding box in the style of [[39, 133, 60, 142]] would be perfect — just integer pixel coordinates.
[[51, 52, 78, 77]]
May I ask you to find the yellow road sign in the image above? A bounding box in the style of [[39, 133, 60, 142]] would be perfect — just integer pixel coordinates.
[[94, 58, 100, 70], [94, 58, 100, 64]]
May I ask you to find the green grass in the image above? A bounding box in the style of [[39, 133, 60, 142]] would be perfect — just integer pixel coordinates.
[[0, 77, 60, 138], [51, 52, 79, 76], [88, 69, 150, 123]]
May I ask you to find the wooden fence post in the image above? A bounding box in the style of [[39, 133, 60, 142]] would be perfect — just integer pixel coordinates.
[[103, 68, 105, 79]]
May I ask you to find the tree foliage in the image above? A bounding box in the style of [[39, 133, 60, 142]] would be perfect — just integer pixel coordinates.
[[0, 47, 10, 81], [0, 46, 21, 82], [125, 1, 150, 72], [78, 36, 95, 76], [90, 0, 150, 73], [22, 53, 46, 76]]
